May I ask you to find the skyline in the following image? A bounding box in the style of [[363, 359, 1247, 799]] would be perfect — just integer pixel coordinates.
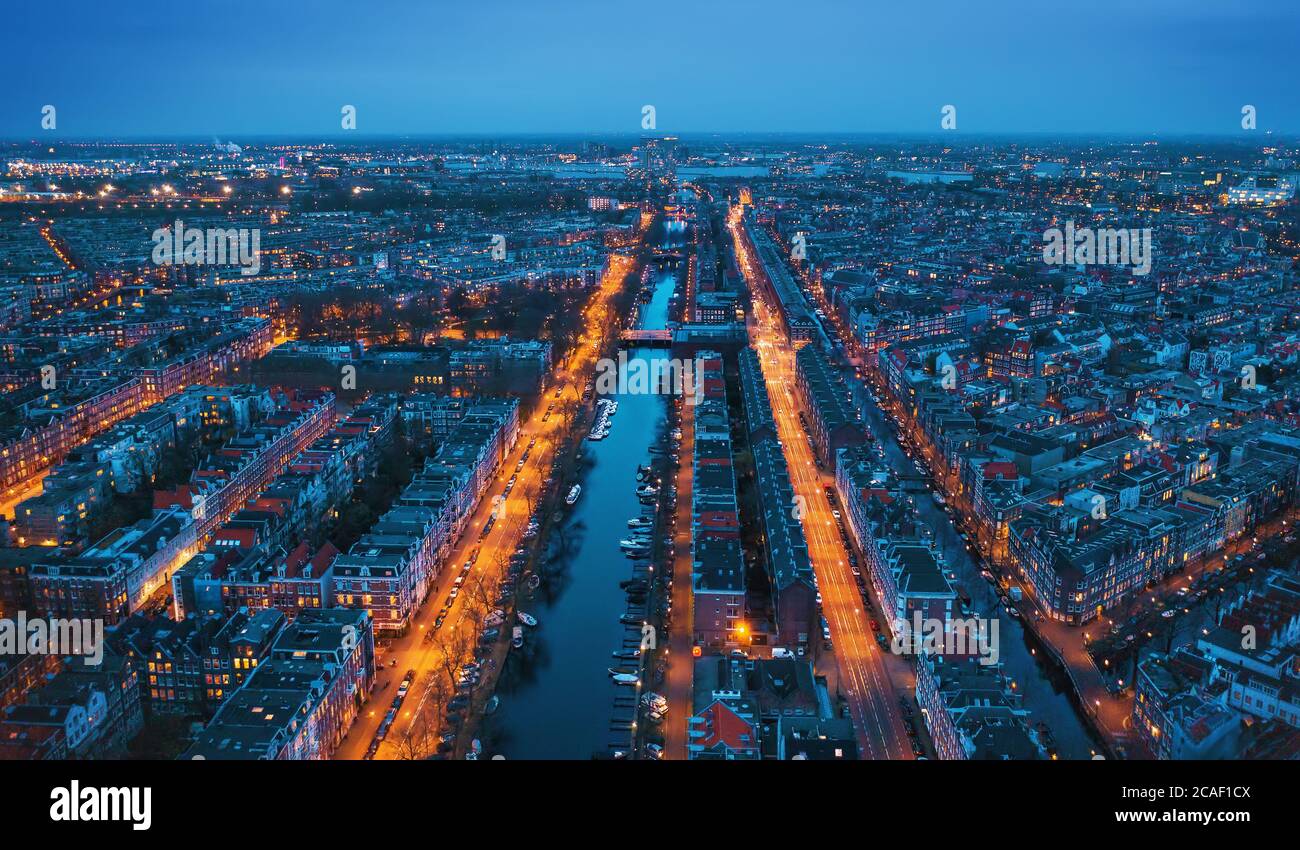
[[5, 0, 1300, 137]]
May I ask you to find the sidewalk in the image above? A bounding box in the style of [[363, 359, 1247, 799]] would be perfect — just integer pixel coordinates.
[[664, 397, 695, 759]]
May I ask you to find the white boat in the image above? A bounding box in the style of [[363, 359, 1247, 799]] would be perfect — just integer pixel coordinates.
[[612, 673, 639, 686], [512, 626, 524, 648], [628, 517, 653, 529], [932, 492, 946, 506], [636, 485, 659, 497], [517, 612, 537, 627], [485, 695, 500, 715], [619, 538, 649, 551], [565, 485, 582, 506]]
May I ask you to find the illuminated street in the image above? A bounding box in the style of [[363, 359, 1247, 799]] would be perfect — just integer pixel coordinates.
[[729, 210, 914, 760]]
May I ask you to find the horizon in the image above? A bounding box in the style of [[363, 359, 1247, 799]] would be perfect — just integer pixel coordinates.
[[3, 131, 1297, 141]]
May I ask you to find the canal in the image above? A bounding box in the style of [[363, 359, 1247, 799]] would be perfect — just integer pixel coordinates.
[[485, 223, 683, 758]]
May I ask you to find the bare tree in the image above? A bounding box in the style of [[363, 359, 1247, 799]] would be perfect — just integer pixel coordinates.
[[461, 570, 497, 634], [432, 624, 475, 692], [394, 672, 452, 760]]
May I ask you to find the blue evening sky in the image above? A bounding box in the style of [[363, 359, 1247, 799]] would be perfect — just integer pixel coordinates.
[[3, 0, 1297, 137]]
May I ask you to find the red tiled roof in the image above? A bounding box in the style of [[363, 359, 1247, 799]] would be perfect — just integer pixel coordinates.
[[983, 461, 1019, 480], [310, 542, 340, 575], [283, 541, 312, 576], [694, 700, 755, 753]]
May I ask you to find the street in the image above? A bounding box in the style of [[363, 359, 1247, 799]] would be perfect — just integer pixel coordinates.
[[731, 213, 914, 760]]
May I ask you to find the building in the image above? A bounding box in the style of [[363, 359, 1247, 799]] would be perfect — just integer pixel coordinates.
[[0, 650, 142, 760], [795, 344, 862, 465], [334, 399, 517, 635], [915, 657, 1046, 760], [182, 608, 374, 760]]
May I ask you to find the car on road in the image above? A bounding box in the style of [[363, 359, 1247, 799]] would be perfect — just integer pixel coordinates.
[[869, 619, 881, 632], [645, 743, 664, 760]]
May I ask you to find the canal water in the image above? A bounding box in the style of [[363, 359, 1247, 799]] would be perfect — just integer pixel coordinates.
[[846, 379, 1101, 759], [486, 225, 683, 758]]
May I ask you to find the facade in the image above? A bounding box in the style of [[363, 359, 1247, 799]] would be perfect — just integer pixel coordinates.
[[30, 392, 336, 625], [183, 608, 375, 760], [795, 344, 863, 466], [915, 657, 1046, 760], [0, 650, 142, 760], [334, 399, 517, 635]]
